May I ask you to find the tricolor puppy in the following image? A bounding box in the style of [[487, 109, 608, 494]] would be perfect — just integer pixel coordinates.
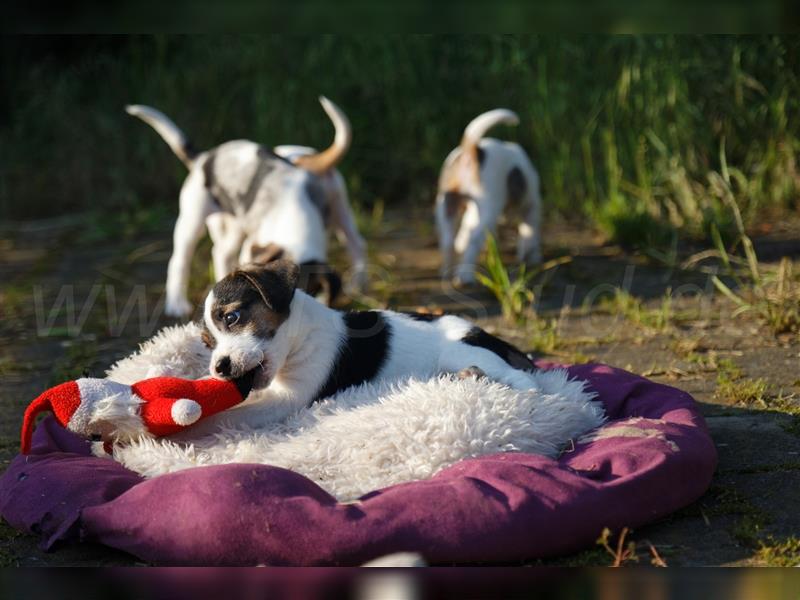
[[126, 97, 367, 317], [202, 259, 539, 416], [435, 109, 542, 285]]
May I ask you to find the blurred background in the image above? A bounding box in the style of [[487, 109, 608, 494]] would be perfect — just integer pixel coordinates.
[[1, 35, 798, 249]]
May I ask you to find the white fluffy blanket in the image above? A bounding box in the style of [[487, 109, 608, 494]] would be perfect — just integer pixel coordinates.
[[106, 324, 605, 502]]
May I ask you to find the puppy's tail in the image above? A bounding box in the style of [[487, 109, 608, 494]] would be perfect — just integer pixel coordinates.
[[292, 97, 351, 175], [125, 104, 198, 169], [447, 109, 519, 190], [461, 108, 520, 150]]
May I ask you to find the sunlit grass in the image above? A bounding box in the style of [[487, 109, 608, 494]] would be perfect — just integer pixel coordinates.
[[708, 142, 800, 335], [476, 233, 570, 326]]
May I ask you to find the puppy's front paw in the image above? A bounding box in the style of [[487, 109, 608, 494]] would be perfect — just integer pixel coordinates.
[[165, 296, 193, 319], [457, 366, 487, 380]]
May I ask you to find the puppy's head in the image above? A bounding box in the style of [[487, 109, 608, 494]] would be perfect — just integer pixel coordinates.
[[202, 259, 299, 390]]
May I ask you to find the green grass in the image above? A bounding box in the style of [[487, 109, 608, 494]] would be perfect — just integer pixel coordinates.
[[476, 233, 570, 326], [476, 234, 537, 325], [527, 317, 561, 355], [49, 339, 99, 385], [594, 288, 675, 333], [75, 205, 173, 246], [0, 520, 22, 567], [0, 356, 36, 377], [712, 356, 800, 432], [754, 537, 800, 566], [351, 198, 386, 239], [709, 161, 800, 336], [714, 358, 770, 406], [716, 375, 770, 406], [2, 36, 798, 247]]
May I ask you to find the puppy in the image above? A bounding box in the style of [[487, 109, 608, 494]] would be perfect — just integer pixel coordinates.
[[126, 97, 367, 317], [201, 259, 539, 416], [435, 109, 542, 285]]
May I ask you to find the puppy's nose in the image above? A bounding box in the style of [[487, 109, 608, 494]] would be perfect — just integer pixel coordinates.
[[215, 356, 232, 378]]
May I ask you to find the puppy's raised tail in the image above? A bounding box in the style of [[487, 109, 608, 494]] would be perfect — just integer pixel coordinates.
[[292, 97, 352, 175], [461, 108, 519, 150], [125, 104, 197, 169], [449, 109, 519, 189]]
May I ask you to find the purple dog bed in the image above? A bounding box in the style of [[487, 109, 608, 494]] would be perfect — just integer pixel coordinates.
[[0, 363, 716, 565]]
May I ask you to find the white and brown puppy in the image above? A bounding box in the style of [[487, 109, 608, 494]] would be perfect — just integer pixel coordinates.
[[126, 97, 367, 317], [435, 109, 542, 285], [201, 259, 539, 417]]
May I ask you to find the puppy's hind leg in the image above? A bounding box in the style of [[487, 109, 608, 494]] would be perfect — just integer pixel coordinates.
[[457, 365, 486, 380], [439, 344, 537, 392], [435, 192, 460, 279], [453, 200, 493, 285], [206, 212, 245, 281], [166, 171, 214, 318], [517, 171, 542, 265], [329, 175, 368, 292]]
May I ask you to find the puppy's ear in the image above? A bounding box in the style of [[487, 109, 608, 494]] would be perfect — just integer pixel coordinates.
[[250, 243, 285, 265], [237, 259, 300, 313]]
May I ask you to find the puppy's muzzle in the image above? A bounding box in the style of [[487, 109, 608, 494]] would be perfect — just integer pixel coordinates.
[[213, 354, 269, 390], [214, 356, 232, 378]]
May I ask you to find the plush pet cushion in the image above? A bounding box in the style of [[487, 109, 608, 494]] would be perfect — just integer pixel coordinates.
[[0, 325, 717, 565], [114, 371, 604, 501]]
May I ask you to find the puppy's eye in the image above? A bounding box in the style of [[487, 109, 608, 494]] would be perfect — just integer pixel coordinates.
[[224, 310, 241, 327], [90, 434, 102, 442]]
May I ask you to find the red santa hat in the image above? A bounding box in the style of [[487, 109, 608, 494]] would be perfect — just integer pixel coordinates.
[[21, 376, 249, 454], [21, 380, 82, 454]]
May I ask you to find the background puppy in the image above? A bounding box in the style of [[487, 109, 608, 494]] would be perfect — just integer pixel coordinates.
[[435, 109, 542, 285], [127, 97, 367, 317], [201, 259, 540, 419]]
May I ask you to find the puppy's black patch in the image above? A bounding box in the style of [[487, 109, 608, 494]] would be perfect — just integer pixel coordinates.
[[443, 191, 468, 218], [304, 177, 330, 223], [204, 146, 285, 213], [312, 311, 392, 403], [238, 152, 279, 211], [507, 166, 526, 204], [203, 151, 230, 211], [461, 326, 533, 371], [477, 146, 486, 168], [261, 145, 294, 167], [182, 140, 199, 164], [404, 312, 441, 322]]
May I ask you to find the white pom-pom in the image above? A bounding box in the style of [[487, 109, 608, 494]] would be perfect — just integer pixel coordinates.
[[171, 399, 202, 426]]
